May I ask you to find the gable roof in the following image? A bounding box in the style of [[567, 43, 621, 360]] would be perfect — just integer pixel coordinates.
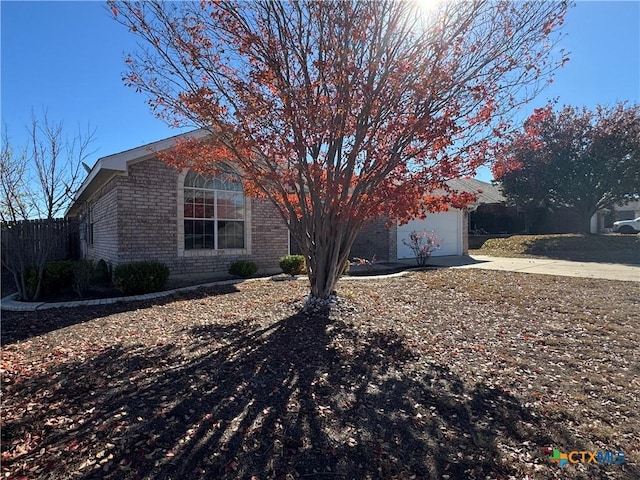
[[446, 177, 505, 205], [66, 129, 209, 217], [67, 126, 505, 218]]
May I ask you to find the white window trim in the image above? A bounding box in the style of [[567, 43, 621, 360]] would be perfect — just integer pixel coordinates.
[[176, 169, 252, 257]]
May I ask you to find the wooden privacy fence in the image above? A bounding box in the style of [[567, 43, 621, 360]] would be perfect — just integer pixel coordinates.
[[1, 217, 80, 265]]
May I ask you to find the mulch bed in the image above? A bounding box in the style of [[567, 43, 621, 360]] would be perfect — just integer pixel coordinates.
[[1, 269, 638, 479]]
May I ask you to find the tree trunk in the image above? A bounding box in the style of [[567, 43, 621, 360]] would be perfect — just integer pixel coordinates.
[[31, 264, 45, 301], [307, 243, 350, 299], [299, 219, 360, 300], [10, 269, 25, 301]]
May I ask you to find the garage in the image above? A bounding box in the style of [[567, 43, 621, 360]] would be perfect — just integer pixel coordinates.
[[397, 209, 463, 259]]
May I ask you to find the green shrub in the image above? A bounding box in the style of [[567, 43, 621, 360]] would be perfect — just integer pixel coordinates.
[[46, 260, 78, 294], [24, 265, 40, 299], [72, 260, 95, 299], [228, 260, 259, 278], [278, 256, 349, 276], [93, 259, 111, 285], [279, 255, 306, 275], [342, 259, 350, 275], [113, 261, 170, 295], [26, 260, 77, 297]]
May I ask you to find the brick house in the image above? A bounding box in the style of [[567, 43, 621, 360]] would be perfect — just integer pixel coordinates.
[[67, 130, 481, 278], [66, 130, 289, 281]]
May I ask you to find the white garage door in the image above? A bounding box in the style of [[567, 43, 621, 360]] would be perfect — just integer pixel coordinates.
[[397, 209, 463, 259]]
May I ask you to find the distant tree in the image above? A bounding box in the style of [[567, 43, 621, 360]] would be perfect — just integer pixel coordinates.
[[494, 103, 640, 233], [0, 113, 95, 300], [110, 0, 568, 299]]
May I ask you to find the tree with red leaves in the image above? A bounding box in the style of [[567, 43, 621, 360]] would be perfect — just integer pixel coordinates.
[[494, 103, 640, 233], [109, 0, 567, 299]]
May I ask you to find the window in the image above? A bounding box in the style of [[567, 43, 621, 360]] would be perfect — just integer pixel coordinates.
[[183, 170, 245, 250]]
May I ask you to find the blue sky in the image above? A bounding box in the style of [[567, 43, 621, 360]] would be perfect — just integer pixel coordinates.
[[2, 1, 639, 181]]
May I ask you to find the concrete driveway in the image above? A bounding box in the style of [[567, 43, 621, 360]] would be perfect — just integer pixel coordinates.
[[429, 255, 640, 282]]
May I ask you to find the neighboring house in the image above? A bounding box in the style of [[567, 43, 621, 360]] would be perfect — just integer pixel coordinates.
[[66, 130, 289, 281], [524, 203, 640, 235], [462, 179, 522, 235], [594, 200, 640, 234], [611, 200, 640, 221]]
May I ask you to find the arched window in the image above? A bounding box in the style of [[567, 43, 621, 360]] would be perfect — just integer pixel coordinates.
[[183, 170, 245, 250]]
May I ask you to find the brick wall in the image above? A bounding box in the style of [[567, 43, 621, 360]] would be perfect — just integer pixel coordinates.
[[86, 158, 289, 279], [350, 216, 397, 262], [87, 176, 119, 266], [285, 217, 399, 263], [116, 159, 178, 266], [387, 222, 398, 262], [250, 198, 289, 270]]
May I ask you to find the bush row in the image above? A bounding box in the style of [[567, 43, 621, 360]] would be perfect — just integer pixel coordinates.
[[26, 259, 111, 299], [27, 253, 354, 300], [26, 259, 172, 298], [278, 255, 350, 275], [227, 255, 351, 279]]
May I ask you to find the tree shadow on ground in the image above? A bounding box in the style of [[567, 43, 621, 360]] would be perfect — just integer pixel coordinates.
[[523, 235, 640, 265], [3, 309, 637, 479], [0, 284, 240, 346]]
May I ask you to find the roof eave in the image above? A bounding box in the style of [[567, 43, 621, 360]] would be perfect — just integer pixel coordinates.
[[65, 129, 210, 217]]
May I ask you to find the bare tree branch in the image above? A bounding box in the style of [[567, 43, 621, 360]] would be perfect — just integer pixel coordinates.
[[0, 113, 96, 300]]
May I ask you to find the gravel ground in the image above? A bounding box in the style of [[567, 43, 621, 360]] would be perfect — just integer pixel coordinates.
[[1, 269, 638, 479]]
